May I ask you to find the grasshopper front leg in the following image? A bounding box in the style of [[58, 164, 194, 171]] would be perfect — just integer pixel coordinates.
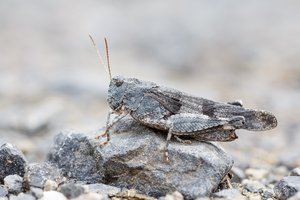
[[96, 110, 128, 145]]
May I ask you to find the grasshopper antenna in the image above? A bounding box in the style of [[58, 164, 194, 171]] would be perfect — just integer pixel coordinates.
[[89, 34, 112, 80], [104, 38, 112, 80]]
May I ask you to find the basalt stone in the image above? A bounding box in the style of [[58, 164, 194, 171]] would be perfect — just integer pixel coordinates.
[[0, 144, 27, 183], [47, 131, 101, 183], [94, 117, 234, 199], [274, 176, 300, 200], [23, 162, 63, 189]]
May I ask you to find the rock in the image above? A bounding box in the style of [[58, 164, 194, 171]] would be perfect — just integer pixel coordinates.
[[23, 162, 62, 189], [8, 195, 17, 200], [13, 193, 35, 200], [262, 188, 274, 199], [3, 175, 23, 194], [72, 193, 106, 200], [274, 176, 300, 200], [212, 188, 246, 200], [94, 117, 234, 199], [159, 191, 184, 200], [245, 168, 268, 180], [290, 168, 300, 176], [43, 180, 58, 191], [112, 189, 156, 200], [0, 185, 8, 197], [242, 179, 265, 193], [30, 187, 44, 199], [57, 183, 87, 199], [287, 191, 300, 200], [87, 183, 121, 196], [0, 143, 27, 182], [48, 117, 234, 199], [47, 131, 101, 183], [0, 197, 8, 200], [40, 191, 67, 200], [230, 166, 246, 183]]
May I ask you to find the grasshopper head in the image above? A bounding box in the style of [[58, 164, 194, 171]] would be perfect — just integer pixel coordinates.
[[107, 76, 128, 112]]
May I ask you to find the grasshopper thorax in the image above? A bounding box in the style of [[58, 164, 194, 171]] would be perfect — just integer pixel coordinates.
[[107, 75, 157, 113]]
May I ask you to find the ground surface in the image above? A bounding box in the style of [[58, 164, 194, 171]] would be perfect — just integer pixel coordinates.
[[0, 0, 300, 170]]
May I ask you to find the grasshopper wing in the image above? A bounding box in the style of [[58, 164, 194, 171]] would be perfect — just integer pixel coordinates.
[[148, 87, 277, 131]]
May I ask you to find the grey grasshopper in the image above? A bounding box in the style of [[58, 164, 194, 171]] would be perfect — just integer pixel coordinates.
[[90, 36, 278, 160]]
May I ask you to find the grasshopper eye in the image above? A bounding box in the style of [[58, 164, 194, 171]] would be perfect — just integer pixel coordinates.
[[115, 79, 124, 87]]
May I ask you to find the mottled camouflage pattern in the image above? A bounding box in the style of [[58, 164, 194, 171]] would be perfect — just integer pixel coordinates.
[[107, 75, 277, 143]]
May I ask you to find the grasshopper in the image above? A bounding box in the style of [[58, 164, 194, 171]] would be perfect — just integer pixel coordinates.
[[90, 36, 277, 161]]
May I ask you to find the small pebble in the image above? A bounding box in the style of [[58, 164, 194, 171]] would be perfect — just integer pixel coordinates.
[[213, 188, 246, 199], [0, 185, 8, 197], [231, 166, 246, 183], [290, 168, 300, 176], [287, 191, 300, 200], [274, 176, 300, 200], [30, 187, 44, 199], [87, 183, 121, 196], [43, 180, 58, 191], [8, 195, 17, 200], [58, 183, 86, 199], [72, 192, 106, 200], [40, 191, 67, 200], [4, 175, 23, 194], [0, 144, 27, 181], [160, 191, 184, 200], [24, 162, 62, 189], [242, 179, 266, 193], [14, 193, 35, 200], [262, 188, 274, 199], [245, 168, 268, 180]]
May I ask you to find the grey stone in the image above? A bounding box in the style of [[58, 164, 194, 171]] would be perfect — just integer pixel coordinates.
[[112, 189, 156, 200], [87, 183, 121, 196], [245, 168, 268, 180], [0, 185, 8, 197], [0, 144, 27, 182], [30, 187, 44, 199], [290, 168, 300, 176], [57, 183, 87, 199], [23, 162, 62, 189], [40, 191, 67, 200], [212, 188, 246, 199], [47, 131, 101, 183], [43, 180, 58, 191], [47, 117, 233, 199], [3, 175, 23, 194], [242, 179, 265, 193], [8, 195, 17, 200], [262, 188, 274, 199], [230, 166, 246, 183], [72, 193, 106, 200], [274, 176, 300, 200], [159, 191, 184, 200], [14, 193, 35, 200], [95, 117, 234, 199], [287, 191, 300, 200]]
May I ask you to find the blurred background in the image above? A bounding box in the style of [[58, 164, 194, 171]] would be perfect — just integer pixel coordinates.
[[0, 0, 299, 169]]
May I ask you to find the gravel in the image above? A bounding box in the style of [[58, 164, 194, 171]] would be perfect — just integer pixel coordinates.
[[274, 176, 300, 200], [0, 144, 27, 182], [3, 175, 23, 194]]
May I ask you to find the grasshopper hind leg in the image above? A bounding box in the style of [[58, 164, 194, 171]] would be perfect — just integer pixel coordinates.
[[163, 113, 243, 161]]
